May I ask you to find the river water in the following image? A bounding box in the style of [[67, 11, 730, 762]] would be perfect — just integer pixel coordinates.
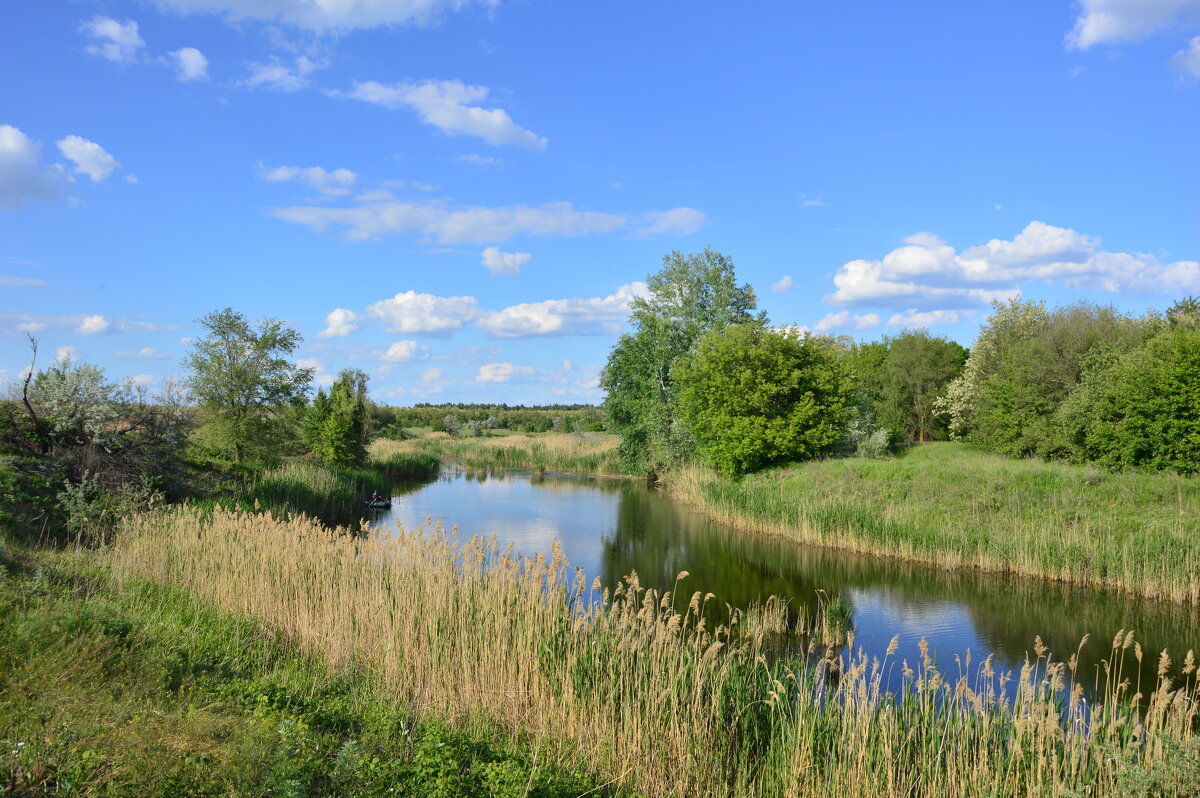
[[372, 465, 1200, 697]]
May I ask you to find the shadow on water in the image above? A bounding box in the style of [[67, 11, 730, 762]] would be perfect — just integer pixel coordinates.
[[374, 465, 1200, 703]]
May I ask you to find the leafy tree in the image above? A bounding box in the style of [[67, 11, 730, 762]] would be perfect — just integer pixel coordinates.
[[306, 374, 368, 467], [1055, 326, 1200, 473], [601, 249, 764, 475], [876, 330, 967, 443], [183, 308, 313, 468], [673, 325, 853, 476]]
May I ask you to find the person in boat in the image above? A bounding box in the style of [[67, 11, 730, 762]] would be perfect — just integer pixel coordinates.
[[370, 490, 380, 504]]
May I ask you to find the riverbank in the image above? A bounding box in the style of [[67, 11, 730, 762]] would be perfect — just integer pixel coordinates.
[[381, 433, 1200, 605], [0, 534, 611, 797], [95, 503, 1200, 796]]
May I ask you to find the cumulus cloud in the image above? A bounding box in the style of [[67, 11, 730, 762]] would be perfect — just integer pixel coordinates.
[[76, 314, 111, 335], [771, 275, 794, 293], [170, 47, 208, 81], [0, 125, 65, 210], [0, 276, 46, 286], [317, 308, 363, 338], [1173, 35, 1200, 76], [476, 281, 646, 338], [827, 221, 1200, 312], [366, 291, 480, 336], [241, 55, 322, 91], [117, 346, 170, 359], [481, 246, 530, 275], [343, 79, 547, 148], [476, 362, 535, 383], [638, 207, 706, 236], [57, 136, 120, 182], [82, 16, 145, 63], [271, 198, 629, 244], [147, 0, 492, 31], [379, 340, 429, 362], [886, 309, 966, 328], [258, 162, 356, 195], [56, 345, 80, 362], [812, 311, 882, 333], [1066, 0, 1200, 49]]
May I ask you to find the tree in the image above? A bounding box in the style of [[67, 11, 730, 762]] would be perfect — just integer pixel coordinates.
[[306, 373, 368, 467], [673, 325, 853, 476], [183, 308, 313, 468], [601, 249, 765, 475], [876, 330, 967, 443]]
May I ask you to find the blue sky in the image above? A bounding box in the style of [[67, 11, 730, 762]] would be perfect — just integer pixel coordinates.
[[2, 0, 1198, 404]]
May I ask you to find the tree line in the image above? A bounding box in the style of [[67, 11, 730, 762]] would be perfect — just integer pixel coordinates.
[[602, 249, 1199, 477]]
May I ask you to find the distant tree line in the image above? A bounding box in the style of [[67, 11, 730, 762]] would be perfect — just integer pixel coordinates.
[[374, 403, 606, 435]]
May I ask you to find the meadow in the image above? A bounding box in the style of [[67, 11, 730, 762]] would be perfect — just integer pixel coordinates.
[[370, 432, 623, 476], [92, 503, 1200, 797]]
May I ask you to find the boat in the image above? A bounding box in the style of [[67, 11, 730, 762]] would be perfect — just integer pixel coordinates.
[[364, 497, 392, 509]]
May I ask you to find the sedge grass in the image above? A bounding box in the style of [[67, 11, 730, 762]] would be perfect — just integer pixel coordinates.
[[672, 442, 1200, 605], [110, 504, 1200, 797]]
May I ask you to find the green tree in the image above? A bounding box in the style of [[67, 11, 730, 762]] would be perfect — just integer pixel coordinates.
[[307, 374, 367, 467], [673, 325, 853, 476], [1055, 325, 1200, 473], [600, 249, 764, 475], [183, 308, 313, 468], [876, 330, 967, 443]]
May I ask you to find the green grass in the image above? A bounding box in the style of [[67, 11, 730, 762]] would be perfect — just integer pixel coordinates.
[[367, 449, 442, 479], [675, 442, 1200, 603], [374, 433, 623, 476], [0, 537, 616, 798], [241, 461, 392, 527]]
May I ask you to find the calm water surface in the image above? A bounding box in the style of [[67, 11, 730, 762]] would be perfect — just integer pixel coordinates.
[[373, 466, 1200, 696]]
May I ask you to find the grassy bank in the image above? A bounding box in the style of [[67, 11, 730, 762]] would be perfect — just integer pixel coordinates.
[[672, 442, 1200, 605], [108, 504, 1200, 796], [371, 432, 622, 476], [0, 537, 610, 797], [367, 447, 442, 479]]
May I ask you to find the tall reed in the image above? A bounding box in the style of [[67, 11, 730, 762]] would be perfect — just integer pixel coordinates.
[[371, 433, 623, 475], [111, 505, 1200, 796]]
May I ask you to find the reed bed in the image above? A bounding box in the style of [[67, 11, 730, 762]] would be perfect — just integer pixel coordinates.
[[368, 447, 442, 478], [111, 505, 1200, 797], [239, 460, 391, 526], [371, 433, 623, 476], [672, 443, 1200, 605]]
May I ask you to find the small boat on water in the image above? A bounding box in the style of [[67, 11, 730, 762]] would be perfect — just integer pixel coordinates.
[[364, 497, 392, 509]]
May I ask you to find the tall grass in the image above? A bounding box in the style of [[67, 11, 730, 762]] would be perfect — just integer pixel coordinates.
[[367, 447, 442, 478], [111, 505, 1200, 797], [672, 442, 1200, 605], [371, 433, 623, 476], [239, 461, 391, 526]]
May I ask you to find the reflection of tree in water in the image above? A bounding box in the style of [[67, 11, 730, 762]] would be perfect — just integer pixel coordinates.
[[599, 480, 1200, 701]]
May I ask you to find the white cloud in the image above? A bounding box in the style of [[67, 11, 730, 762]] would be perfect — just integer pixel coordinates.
[[241, 55, 322, 91], [258, 162, 357, 195], [379, 340, 429, 362], [476, 362, 535, 383], [148, 0, 493, 31], [828, 221, 1200, 312], [117, 346, 169, 359], [57, 136, 120, 182], [317, 308, 363, 338], [1173, 35, 1200, 76], [0, 276, 46, 286], [1066, 0, 1200, 49], [639, 207, 706, 236], [421, 367, 442, 382], [76, 314, 111, 335], [476, 281, 646, 338], [481, 246, 530, 276], [170, 47, 209, 81], [886, 309, 966, 328], [82, 16, 145, 63], [316, 373, 336, 387], [271, 198, 628, 244], [344, 79, 547, 149], [771, 275, 793, 293], [456, 153, 502, 166], [56, 345, 80, 362], [295, 357, 323, 371], [130, 374, 155, 386], [115, 319, 181, 332], [0, 125, 65, 210], [812, 311, 882, 333], [366, 291, 480, 335]]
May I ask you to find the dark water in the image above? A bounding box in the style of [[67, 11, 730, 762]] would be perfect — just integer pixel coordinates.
[[373, 466, 1200, 697]]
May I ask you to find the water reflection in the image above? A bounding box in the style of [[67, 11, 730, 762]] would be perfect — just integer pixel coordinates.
[[374, 466, 1200, 700]]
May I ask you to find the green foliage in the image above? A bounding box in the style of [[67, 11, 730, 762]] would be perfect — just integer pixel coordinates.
[[875, 330, 967, 443], [601, 249, 764, 475], [307, 374, 368, 468], [1056, 326, 1200, 474], [673, 325, 853, 476], [184, 307, 313, 468], [374, 404, 604, 436]]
